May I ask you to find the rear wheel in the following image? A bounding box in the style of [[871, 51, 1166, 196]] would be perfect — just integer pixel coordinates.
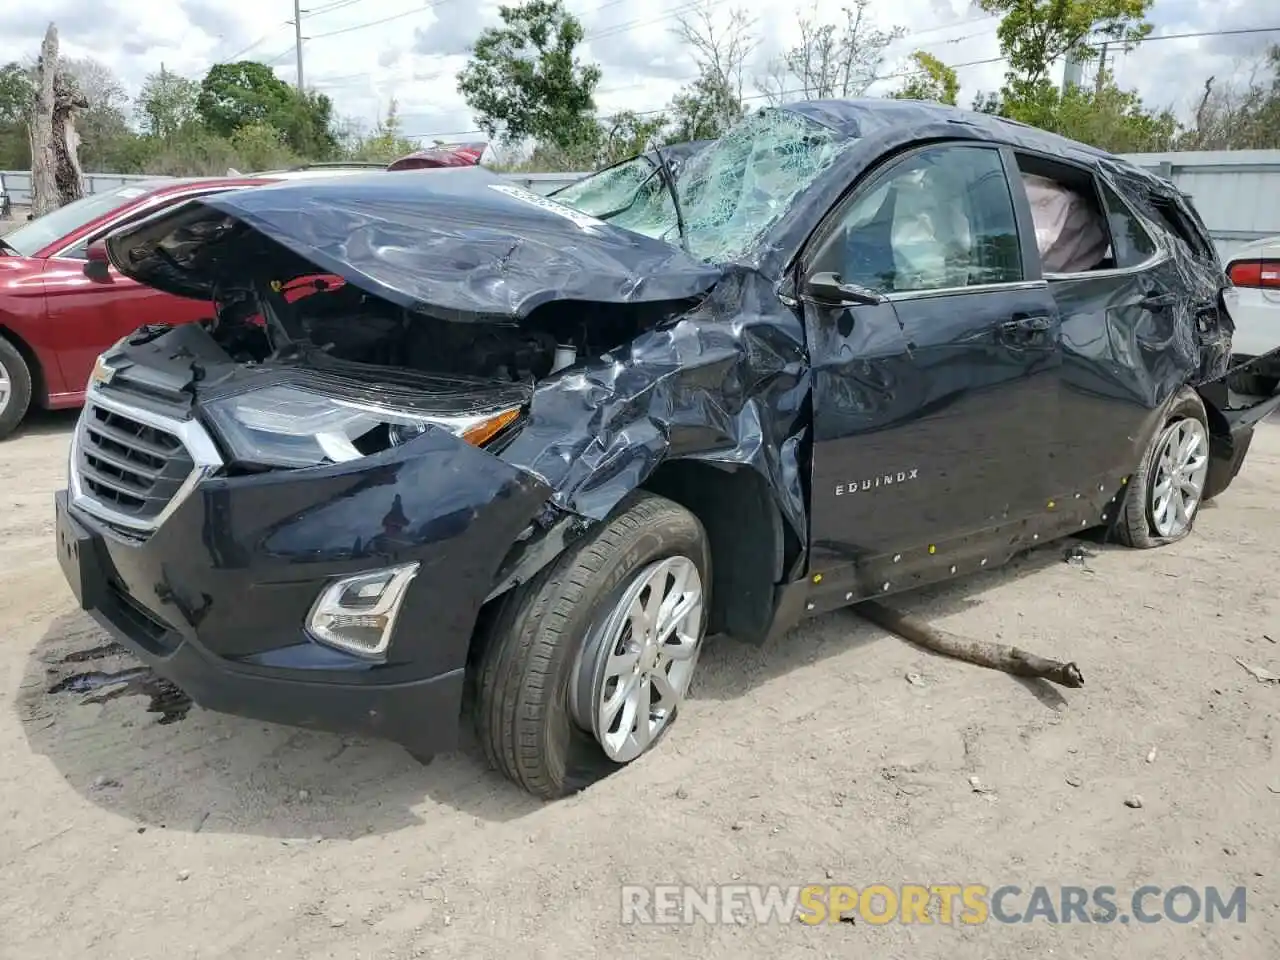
[[0, 337, 33, 441], [475, 492, 710, 799], [1114, 388, 1209, 548]]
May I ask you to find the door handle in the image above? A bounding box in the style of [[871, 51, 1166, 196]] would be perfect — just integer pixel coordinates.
[[1000, 313, 1053, 336]]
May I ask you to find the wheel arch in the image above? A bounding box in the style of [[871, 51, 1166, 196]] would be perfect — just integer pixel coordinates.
[[640, 459, 798, 644]]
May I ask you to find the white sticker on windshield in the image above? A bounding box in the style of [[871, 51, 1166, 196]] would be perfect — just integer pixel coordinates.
[[118, 188, 146, 199], [488, 183, 605, 231]]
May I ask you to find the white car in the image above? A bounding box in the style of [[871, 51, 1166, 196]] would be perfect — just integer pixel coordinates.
[[1225, 235, 1280, 395]]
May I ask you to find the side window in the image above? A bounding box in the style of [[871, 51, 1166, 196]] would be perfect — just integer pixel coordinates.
[[810, 144, 1023, 294], [61, 240, 90, 261], [1148, 195, 1214, 262], [1098, 182, 1156, 268]]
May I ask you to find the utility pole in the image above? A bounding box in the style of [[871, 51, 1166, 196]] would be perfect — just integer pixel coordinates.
[[293, 0, 305, 91], [1094, 41, 1109, 96]]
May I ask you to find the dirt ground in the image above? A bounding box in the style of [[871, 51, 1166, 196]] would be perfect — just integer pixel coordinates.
[[2, 409, 1279, 960]]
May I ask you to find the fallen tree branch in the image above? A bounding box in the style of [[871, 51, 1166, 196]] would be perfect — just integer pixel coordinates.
[[855, 601, 1085, 689]]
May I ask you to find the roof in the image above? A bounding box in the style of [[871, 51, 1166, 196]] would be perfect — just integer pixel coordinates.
[[782, 97, 1113, 163]]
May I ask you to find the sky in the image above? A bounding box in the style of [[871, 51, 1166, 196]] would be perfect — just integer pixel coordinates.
[[0, 0, 1276, 147]]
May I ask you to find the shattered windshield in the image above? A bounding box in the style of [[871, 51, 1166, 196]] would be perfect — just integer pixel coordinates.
[[557, 110, 852, 263]]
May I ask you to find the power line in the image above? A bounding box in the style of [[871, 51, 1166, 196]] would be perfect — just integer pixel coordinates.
[[216, 26, 289, 65], [308, 0, 457, 40], [1115, 25, 1280, 44], [308, 0, 371, 15]]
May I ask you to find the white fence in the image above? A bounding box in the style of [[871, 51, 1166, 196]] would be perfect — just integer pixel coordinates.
[[4, 151, 1279, 258]]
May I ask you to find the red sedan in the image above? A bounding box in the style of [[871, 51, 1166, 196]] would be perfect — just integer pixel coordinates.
[[0, 176, 289, 438]]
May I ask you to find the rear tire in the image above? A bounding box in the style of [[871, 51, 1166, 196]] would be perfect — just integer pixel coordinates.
[[1114, 387, 1209, 549], [474, 492, 710, 799], [0, 336, 33, 441]]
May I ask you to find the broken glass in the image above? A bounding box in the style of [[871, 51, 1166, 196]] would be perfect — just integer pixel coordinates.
[[559, 110, 854, 264]]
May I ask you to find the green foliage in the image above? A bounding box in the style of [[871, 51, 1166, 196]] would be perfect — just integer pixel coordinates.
[[346, 99, 421, 162], [972, 0, 1174, 153], [0, 61, 34, 169], [457, 0, 602, 151], [1177, 45, 1280, 150], [668, 74, 743, 142], [978, 0, 1153, 92], [893, 51, 959, 105], [196, 61, 337, 160], [136, 67, 200, 139], [230, 121, 298, 171]]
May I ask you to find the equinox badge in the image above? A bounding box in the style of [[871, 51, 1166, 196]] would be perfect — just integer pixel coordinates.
[[835, 469, 919, 495]]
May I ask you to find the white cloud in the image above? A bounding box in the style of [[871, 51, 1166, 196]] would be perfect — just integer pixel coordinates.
[[0, 0, 1273, 145]]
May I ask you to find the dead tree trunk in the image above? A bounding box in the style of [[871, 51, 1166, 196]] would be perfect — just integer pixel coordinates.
[[52, 71, 87, 205], [28, 25, 59, 218], [28, 23, 87, 217]]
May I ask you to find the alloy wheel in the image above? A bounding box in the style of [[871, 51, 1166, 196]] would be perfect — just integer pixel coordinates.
[[570, 556, 705, 764], [0, 357, 10, 417], [1149, 417, 1209, 538]]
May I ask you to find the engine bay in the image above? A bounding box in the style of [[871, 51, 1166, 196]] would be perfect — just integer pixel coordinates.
[[208, 273, 680, 389]]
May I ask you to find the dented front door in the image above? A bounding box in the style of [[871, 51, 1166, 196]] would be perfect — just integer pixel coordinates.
[[799, 141, 1062, 572]]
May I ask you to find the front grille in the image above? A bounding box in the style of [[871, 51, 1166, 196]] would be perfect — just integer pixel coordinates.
[[74, 401, 196, 525]]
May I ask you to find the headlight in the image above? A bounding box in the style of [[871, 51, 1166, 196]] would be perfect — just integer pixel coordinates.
[[306, 562, 420, 659], [203, 384, 521, 468]]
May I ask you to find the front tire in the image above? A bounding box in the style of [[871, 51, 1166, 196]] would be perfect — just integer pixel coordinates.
[[1114, 387, 1210, 548], [475, 492, 710, 799], [0, 336, 33, 440]]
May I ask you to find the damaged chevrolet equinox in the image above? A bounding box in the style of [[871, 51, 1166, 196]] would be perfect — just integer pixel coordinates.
[[55, 100, 1280, 798]]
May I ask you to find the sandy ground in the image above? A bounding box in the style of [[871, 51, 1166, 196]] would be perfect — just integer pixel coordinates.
[[2, 409, 1279, 960]]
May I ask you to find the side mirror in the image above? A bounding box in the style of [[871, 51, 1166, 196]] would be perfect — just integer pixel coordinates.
[[803, 271, 884, 306], [84, 239, 111, 282]]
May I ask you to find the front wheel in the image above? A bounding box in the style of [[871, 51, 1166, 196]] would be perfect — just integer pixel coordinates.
[[0, 337, 33, 441], [1114, 387, 1210, 548], [474, 492, 710, 799]]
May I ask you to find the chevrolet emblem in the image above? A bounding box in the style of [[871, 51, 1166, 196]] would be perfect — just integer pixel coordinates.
[[90, 355, 116, 386]]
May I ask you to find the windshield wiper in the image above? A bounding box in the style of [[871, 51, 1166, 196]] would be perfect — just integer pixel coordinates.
[[650, 148, 690, 256]]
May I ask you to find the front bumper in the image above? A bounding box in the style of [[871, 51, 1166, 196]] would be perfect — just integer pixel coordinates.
[[54, 422, 552, 752]]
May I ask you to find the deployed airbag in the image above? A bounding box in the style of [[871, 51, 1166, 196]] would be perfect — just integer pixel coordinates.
[[1021, 173, 1108, 274]]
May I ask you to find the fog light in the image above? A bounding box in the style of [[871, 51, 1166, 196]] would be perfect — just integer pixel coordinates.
[[306, 562, 420, 659]]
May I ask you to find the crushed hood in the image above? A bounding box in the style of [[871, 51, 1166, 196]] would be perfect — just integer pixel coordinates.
[[104, 167, 723, 320]]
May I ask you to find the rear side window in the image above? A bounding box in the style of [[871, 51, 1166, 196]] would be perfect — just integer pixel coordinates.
[[1098, 182, 1156, 268], [1149, 195, 1213, 261]]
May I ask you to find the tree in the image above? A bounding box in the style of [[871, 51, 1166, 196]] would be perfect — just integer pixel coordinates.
[[669, 1, 757, 137], [598, 110, 667, 165], [977, 0, 1152, 110], [348, 98, 420, 162], [457, 0, 601, 152], [197, 61, 297, 137], [759, 0, 903, 104], [56, 57, 132, 171], [196, 61, 337, 159], [1054, 73, 1176, 152], [136, 66, 200, 139], [29, 24, 87, 215], [0, 61, 34, 169], [1177, 46, 1280, 150], [231, 121, 297, 171], [893, 51, 959, 105], [668, 75, 743, 141]]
